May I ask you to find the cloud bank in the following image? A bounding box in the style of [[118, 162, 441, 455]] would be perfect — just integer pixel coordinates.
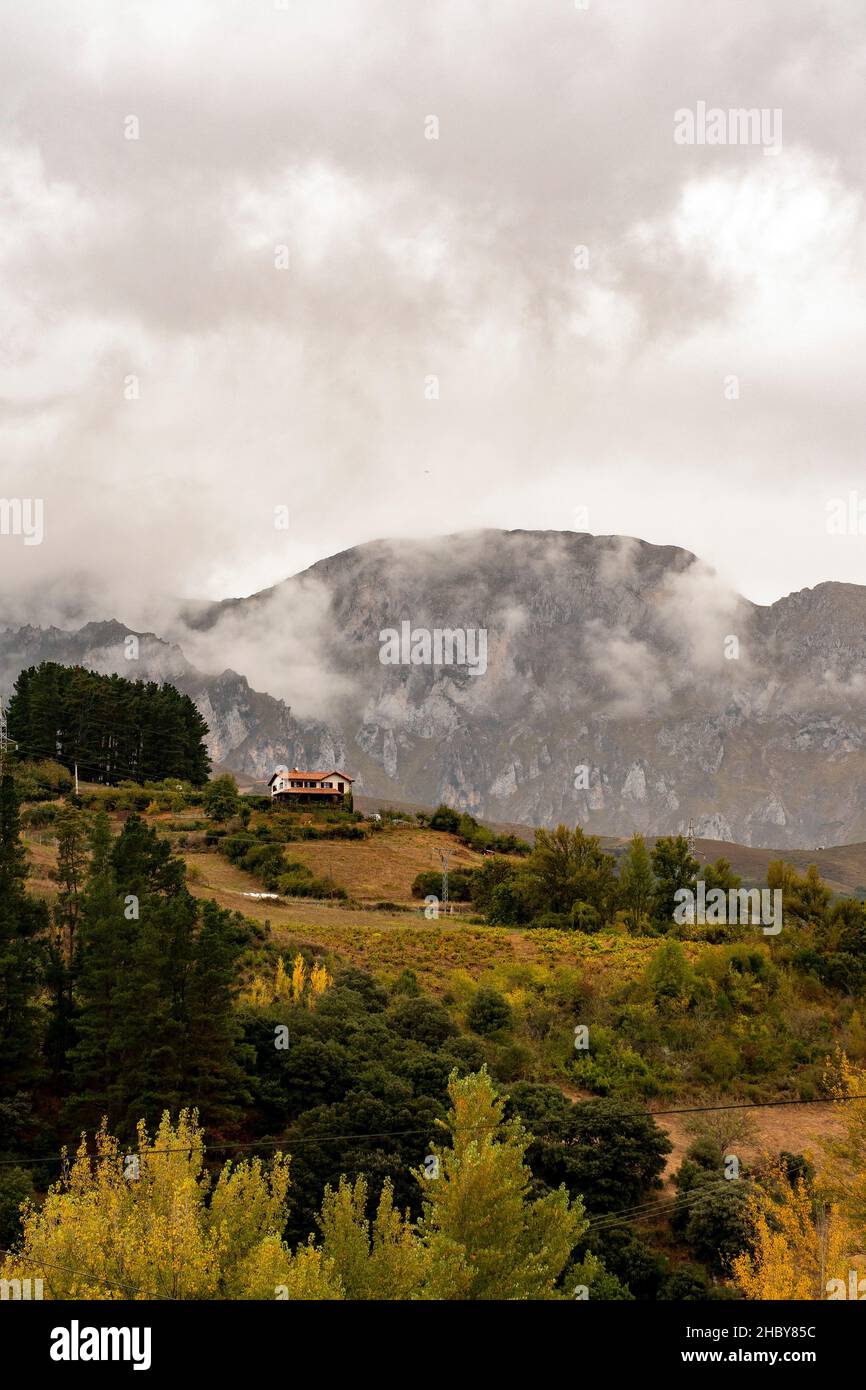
[[0, 0, 864, 640]]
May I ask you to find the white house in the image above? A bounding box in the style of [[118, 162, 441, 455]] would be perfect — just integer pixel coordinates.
[[268, 766, 354, 806]]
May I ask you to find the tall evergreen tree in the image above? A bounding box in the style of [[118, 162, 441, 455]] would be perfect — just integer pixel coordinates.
[[0, 773, 48, 1100], [182, 900, 252, 1131], [6, 663, 210, 786], [69, 813, 251, 1135], [52, 805, 88, 962], [48, 807, 100, 1085], [65, 812, 137, 1130]]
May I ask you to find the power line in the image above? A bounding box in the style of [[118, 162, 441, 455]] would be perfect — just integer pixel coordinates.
[[0, 1127, 449, 1169], [646, 1095, 865, 1117], [0, 1247, 177, 1300], [2, 1093, 864, 1170], [585, 1178, 739, 1235]]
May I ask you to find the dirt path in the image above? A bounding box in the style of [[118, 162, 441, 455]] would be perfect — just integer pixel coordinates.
[[654, 1101, 846, 1180]]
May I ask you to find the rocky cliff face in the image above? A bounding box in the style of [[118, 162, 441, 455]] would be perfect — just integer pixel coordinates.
[[5, 530, 866, 848], [0, 620, 344, 781]]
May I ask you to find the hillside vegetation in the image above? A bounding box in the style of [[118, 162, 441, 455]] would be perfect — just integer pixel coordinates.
[[3, 757, 866, 1301]]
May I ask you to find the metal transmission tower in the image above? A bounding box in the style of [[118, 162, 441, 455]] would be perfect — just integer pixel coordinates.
[[687, 818, 696, 860], [0, 697, 8, 777], [438, 849, 451, 916]]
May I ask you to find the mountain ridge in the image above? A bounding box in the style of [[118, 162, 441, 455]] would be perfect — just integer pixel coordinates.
[[5, 529, 866, 848]]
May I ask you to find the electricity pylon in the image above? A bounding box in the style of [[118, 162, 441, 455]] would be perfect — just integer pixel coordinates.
[[0, 697, 8, 777], [438, 849, 451, 916]]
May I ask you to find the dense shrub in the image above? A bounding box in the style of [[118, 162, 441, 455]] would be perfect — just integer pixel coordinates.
[[13, 758, 74, 802], [276, 870, 347, 900], [219, 832, 346, 897], [21, 803, 58, 828], [429, 805, 461, 832], [466, 986, 513, 1036]]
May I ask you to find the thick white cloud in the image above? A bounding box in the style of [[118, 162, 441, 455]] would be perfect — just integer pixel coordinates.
[[0, 0, 865, 633]]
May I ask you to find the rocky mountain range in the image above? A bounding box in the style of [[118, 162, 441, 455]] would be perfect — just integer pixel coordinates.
[[4, 529, 866, 849]]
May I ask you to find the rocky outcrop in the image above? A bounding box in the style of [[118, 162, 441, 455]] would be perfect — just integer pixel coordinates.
[[5, 531, 866, 848]]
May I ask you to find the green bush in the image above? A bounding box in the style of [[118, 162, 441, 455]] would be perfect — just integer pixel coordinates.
[[429, 804, 461, 832], [13, 758, 74, 802], [203, 774, 240, 823], [21, 803, 58, 828], [466, 986, 513, 1036], [0, 1165, 36, 1245], [570, 901, 602, 933], [532, 911, 571, 931], [276, 870, 347, 900], [487, 878, 535, 925]]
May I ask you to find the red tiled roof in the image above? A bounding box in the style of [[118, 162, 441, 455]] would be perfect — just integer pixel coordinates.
[[269, 768, 354, 785], [282, 769, 354, 782]]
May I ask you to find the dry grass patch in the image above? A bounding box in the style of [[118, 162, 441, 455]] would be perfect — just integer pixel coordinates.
[[276, 826, 492, 903]]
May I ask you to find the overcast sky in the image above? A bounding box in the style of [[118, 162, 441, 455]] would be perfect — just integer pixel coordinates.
[[1, 0, 865, 630]]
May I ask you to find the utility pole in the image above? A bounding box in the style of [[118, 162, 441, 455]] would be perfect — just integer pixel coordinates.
[[438, 849, 451, 916], [816, 1203, 828, 1300]]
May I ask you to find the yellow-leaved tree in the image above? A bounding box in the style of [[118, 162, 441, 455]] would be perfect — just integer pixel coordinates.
[[3, 1071, 585, 1301], [297, 1069, 586, 1300], [315, 1176, 426, 1299], [414, 1067, 586, 1299], [731, 1162, 852, 1300], [822, 1053, 866, 1238], [241, 953, 332, 1008], [0, 1109, 335, 1300]]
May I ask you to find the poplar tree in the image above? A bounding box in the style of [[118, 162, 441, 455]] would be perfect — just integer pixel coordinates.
[[619, 833, 655, 933], [416, 1068, 586, 1299]]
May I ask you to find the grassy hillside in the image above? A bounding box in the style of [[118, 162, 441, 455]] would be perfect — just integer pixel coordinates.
[[19, 789, 861, 1180]]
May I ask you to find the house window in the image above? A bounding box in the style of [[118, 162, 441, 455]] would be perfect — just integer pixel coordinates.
[[338, 783, 344, 792]]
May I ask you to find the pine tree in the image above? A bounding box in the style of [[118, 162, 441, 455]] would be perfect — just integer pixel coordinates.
[[52, 805, 88, 962], [108, 895, 189, 1131], [65, 812, 137, 1129], [70, 814, 252, 1135], [182, 900, 252, 1132], [0, 773, 48, 1099], [6, 663, 211, 786]]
